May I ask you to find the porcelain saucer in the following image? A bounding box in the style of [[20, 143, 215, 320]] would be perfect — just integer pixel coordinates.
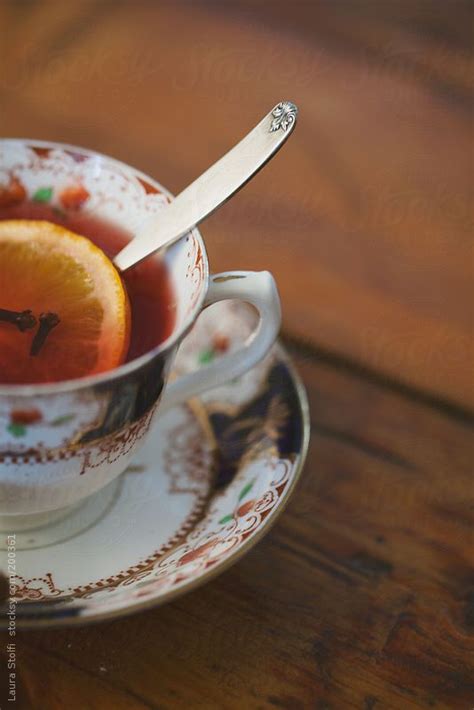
[[0, 301, 309, 627]]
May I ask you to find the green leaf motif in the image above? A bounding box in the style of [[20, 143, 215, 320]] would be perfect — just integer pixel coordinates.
[[7, 422, 26, 437], [218, 514, 234, 525], [198, 349, 214, 365], [238, 481, 254, 502], [32, 187, 53, 203], [50, 414, 76, 426]]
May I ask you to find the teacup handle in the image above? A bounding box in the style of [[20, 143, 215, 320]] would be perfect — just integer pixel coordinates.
[[160, 270, 281, 410]]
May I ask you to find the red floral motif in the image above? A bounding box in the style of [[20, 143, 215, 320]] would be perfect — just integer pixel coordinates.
[[137, 177, 160, 195], [59, 184, 90, 210], [0, 176, 26, 207], [10, 408, 43, 425], [178, 539, 219, 566], [236, 499, 256, 517], [64, 150, 88, 163], [213, 334, 230, 353], [31, 146, 51, 158]]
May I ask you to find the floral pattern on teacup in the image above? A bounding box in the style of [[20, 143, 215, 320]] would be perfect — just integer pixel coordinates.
[[0, 393, 105, 453], [0, 139, 208, 490], [0, 140, 206, 326]]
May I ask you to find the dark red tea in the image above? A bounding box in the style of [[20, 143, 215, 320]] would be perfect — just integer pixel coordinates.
[[0, 202, 176, 367]]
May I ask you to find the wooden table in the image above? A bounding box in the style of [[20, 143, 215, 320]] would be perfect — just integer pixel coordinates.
[[1, 1, 473, 707]]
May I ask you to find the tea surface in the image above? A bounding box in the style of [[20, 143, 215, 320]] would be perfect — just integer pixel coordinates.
[[0, 203, 176, 383]]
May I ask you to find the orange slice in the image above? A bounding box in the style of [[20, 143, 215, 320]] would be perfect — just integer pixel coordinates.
[[0, 220, 130, 384]]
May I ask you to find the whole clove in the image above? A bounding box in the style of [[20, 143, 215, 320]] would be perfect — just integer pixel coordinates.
[[30, 312, 60, 356], [0, 307, 37, 332]]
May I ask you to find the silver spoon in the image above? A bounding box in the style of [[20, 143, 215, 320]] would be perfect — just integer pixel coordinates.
[[113, 100, 298, 272]]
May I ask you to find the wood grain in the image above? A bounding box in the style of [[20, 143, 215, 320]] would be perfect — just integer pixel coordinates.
[[0, 1, 473, 708], [2, 347, 473, 709], [0, 0, 472, 406]]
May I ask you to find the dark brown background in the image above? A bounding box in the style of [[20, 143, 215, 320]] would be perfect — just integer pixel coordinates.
[[0, 1, 473, 708]]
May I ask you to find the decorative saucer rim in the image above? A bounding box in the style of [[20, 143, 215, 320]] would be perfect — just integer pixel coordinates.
[[5, 343, 309, 629]]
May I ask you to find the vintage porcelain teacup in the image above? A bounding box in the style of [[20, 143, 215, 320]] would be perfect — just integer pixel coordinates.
[[0, 139, 281, 528]]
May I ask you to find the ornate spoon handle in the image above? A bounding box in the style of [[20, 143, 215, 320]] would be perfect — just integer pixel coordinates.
[[114, 101, 298, 272]]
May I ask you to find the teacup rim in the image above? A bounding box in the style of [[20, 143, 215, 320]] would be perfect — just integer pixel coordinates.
[[0, 138, 209, 397]]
